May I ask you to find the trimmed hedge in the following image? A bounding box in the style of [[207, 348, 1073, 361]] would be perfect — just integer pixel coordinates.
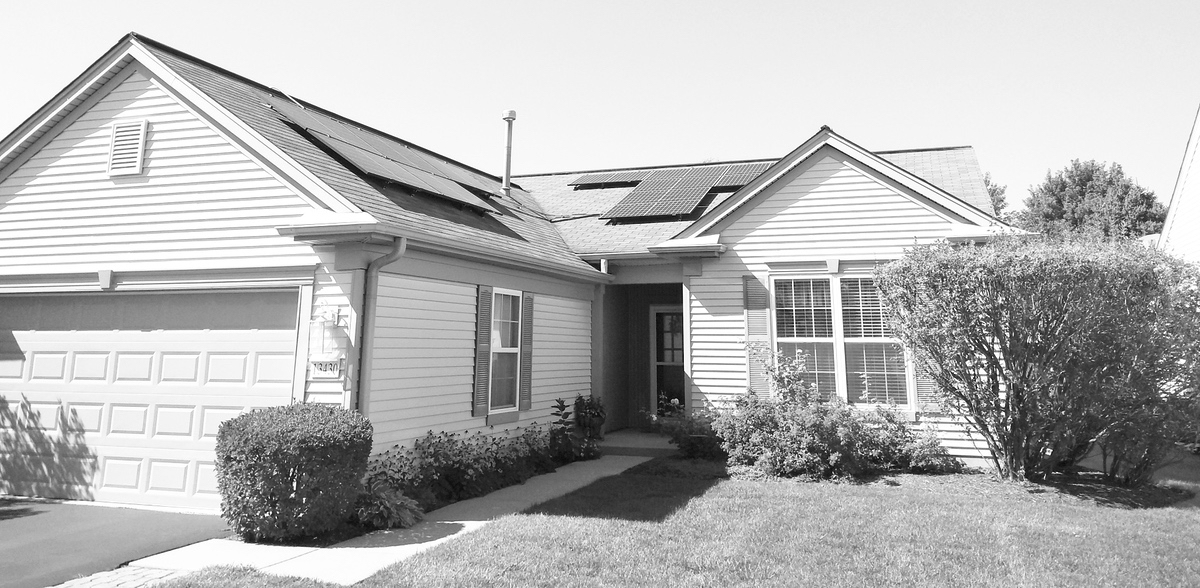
[[215, 403, 373, 542]]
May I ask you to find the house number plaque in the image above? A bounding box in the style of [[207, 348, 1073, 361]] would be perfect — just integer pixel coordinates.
[[310, 359, 343, 380]]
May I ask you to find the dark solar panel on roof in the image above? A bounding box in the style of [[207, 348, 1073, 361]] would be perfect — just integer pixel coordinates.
[[601, 162, 770, 219], [268, 96, 499, 212], [569, 170, 652, 186]]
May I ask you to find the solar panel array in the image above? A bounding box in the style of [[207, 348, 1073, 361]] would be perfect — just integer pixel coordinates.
[[268, 97, 499, 213], [568, 170, 653, 186], [601, 161, 772, 219]]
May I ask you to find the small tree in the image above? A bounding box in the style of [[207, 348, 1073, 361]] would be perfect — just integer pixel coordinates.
[[875, 235, 1200, 483], [983, 172, 1008, 218]]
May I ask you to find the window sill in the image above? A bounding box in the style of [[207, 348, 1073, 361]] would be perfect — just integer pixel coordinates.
[[486, 411, 519, 426]]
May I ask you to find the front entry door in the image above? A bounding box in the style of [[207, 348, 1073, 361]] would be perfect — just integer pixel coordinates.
[[651, 307, 685, 416]]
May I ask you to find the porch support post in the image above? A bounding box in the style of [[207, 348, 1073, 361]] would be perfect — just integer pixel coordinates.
[[591, 283, 606, 405]]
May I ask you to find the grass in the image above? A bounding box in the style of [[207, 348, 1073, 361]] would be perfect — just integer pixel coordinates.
[[158, 459, 1200, 588]]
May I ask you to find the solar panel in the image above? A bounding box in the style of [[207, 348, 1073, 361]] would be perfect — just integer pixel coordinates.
[[268, 97, 500, 212], [569, 170, 652, 186], [600, 161, 773, 219]]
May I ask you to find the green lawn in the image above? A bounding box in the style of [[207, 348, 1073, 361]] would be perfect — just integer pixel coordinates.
[[159, 460, 1200, 588]]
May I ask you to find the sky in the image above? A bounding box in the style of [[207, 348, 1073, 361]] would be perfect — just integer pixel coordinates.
[[3, 1, 1199, 211]]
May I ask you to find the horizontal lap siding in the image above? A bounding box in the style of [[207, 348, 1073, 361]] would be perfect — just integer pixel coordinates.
[[0, 71, 318, 274], [367, 275, 477, 449], [689, 154, 953, 408], [303, 261, 359, 406], [918, 415, 994, 468], [367, 274, 591, 451]]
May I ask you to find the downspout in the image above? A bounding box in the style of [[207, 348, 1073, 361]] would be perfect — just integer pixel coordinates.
[[356, 236, 407, 416]]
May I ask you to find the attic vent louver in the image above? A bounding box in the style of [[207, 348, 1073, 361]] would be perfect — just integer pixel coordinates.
[[107, 120, 148, 177]]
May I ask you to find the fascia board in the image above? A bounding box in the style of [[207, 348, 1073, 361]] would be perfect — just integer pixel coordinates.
[[646, 234, 726, 257], [0, 42, 135, 175], [1161, 102, 1200, 248], [125, 41, 361, 215]]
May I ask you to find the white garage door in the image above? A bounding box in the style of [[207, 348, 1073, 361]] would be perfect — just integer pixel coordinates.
[[0, 290, 299, 511]]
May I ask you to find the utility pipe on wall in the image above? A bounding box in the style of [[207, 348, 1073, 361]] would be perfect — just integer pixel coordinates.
[[355, 236, 407, 416]]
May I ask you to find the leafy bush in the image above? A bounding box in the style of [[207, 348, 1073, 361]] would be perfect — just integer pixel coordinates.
[[660, 410, 726, 461], [715, 348, 962, 479], [353, 477, 424, 530], [215, 403, 372, 542], [366, 409, 598, 513], [905, 428, 966, 475], [876, 235, 1200, 483]]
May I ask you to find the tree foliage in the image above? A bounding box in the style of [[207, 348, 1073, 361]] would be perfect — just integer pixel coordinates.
[[983, 172, 1008, 217], [875, 236, 1200, 483], [1018, 160, 1166, 238]]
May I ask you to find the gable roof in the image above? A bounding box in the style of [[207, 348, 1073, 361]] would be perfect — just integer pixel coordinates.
[[0, 33, 604, 282], [517, 136, 997, 257]]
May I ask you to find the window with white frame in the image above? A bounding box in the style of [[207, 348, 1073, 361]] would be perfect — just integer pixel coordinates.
[[774, 275, 910, 405], [489, 289, 522, 411]]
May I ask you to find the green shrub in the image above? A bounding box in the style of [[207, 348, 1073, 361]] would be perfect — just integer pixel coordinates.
[[905, 428, 966, 475], [215, 403, 372, 542], [353, 478, 424, 530], [714, 352, 933, 480], [366, 415, 598, 513], [661, 410, 727, 461]]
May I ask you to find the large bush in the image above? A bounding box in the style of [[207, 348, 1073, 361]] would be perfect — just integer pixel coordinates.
[[875, 235, 1200, 483], [215, 403, 372, 542]]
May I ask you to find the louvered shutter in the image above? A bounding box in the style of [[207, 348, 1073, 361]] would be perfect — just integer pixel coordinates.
[[916, 364, 939, 408], [108, 120, 148, 177], [518, 293, 534, 411], [472, 285, 493, 417], [744, 275, 770, 394]]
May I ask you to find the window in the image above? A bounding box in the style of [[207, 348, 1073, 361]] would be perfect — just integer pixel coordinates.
[[773, 276, 910, 405], [473, 285, 533, 424], [489, 291, 521, 411], [774, 279, 837, 398]]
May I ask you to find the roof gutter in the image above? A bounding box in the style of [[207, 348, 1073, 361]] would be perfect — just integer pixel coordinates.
[[355, 236, 407, 416]]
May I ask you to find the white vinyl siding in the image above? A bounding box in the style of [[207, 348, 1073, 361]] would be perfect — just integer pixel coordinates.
[[0, 69, 319, 275], [688, 153, 953, 407], [365, 274, 592, 449]]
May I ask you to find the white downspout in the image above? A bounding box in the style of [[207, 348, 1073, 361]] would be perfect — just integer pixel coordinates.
[[356, 236, 407, 416]]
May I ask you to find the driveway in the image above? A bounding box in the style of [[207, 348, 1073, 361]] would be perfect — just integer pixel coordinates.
[[0, 498, 228, 588]]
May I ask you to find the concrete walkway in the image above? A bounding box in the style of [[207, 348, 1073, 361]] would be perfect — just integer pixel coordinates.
[[59, 454, 650, 587]]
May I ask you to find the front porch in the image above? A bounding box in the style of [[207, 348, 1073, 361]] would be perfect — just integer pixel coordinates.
[[594, 282, 686, 430]]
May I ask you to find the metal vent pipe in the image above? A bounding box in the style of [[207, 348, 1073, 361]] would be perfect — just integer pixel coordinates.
[[502, 110, 516, 198]]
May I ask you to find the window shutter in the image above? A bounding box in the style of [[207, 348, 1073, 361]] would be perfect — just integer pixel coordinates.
[[743, 275, 770, 394], [916, 364, 938, 408], [473, 285, 493, 417], [108, 120, 148, 177], [518, 293, 535, 411]]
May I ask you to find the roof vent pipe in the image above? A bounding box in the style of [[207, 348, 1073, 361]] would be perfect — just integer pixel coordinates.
[[502, 110, 516, 198]]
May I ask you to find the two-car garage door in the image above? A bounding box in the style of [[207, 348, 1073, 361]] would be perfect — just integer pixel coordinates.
[[0, 290, 299, 511]]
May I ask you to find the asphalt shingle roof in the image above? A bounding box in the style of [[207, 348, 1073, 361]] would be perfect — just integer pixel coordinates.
[[136, 37, 596, 278], [517, 147, 993, 256]]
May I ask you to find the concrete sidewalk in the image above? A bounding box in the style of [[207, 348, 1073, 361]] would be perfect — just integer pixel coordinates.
[[113, 454, 650, 586]]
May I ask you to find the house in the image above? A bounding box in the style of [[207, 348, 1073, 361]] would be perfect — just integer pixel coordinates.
[[1160, 102, 1200, 261], [0, 33, 1000, 512]]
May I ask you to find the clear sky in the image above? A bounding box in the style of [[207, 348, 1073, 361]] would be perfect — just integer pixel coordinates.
[[3, 0, 1199, 210]]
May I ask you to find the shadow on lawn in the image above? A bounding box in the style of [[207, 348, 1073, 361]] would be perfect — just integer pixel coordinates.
[[1032, 471, 1195, 509], [523, 458, 727, 523]]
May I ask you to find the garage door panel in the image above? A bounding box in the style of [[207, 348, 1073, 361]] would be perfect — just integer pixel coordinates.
[[0, 290, 298, 511]]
